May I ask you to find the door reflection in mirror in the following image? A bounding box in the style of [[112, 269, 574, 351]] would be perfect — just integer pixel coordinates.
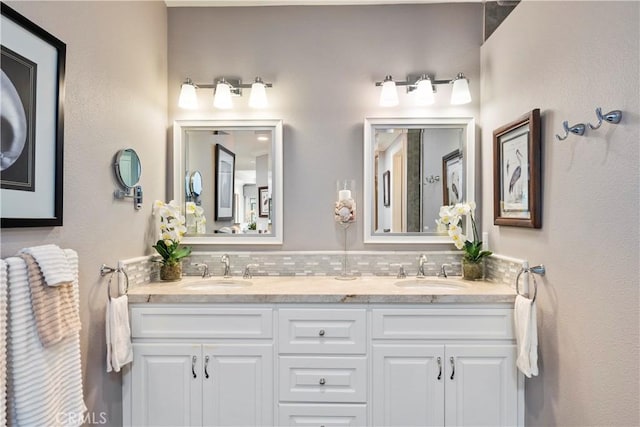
[[184, 128, 272, 235], [373, 127, 464, 234]]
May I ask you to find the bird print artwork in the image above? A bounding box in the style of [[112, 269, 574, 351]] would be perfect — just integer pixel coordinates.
[[508, 149, 523, 195]]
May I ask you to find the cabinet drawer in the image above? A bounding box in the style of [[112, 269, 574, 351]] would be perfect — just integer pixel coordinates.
[[279, 404, 367, 426], [279, 357, 367, 403], [130, 306, 273, 339], [372, 308, 514, 340], [278, 309, 366, 354]]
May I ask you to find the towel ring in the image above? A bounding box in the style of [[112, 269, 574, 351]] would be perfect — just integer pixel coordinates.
[[101, 264, 129, 298], [516, 267, 542, 302]]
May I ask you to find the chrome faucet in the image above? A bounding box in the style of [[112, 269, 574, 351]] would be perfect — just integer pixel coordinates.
[[391, 263, 407, 279], [221, 254, 231, 278], [417, 254, 428, 278], [243, 263, 259, 279], [438, 263, 451, 278], [191, 263, 210, 278]]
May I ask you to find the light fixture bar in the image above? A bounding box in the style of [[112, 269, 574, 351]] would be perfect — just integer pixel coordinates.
[[178, 76, 274, 110], [375, 71, 471, 106]]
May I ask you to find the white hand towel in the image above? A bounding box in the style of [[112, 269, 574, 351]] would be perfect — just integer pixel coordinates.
[[106, 295, 133, 373], [514, 294, 539, 377], [20, 244, 73, 286]]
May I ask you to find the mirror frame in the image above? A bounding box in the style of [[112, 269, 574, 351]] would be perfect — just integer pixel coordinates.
[[172, 119, 284, 245], [363, 117, 476, 244]]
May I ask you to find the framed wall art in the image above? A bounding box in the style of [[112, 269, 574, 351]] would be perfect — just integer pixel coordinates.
[[214, 143, 235, 221], [442, 149, 462, 206], [1, 3, 66, 228], [493, 108, 541, 228], [258, 186, 269, 218]]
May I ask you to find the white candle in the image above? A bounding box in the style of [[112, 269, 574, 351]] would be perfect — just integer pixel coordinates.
[[339, 189, 351, 201]]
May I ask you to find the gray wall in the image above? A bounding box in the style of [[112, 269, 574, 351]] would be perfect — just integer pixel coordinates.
[[1, 1, 167, 424], [481, 2, 639, 425], [168, 4, 482, 250]]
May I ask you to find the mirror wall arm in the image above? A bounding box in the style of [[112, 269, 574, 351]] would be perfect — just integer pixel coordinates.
[[114, 185, 143, 210]]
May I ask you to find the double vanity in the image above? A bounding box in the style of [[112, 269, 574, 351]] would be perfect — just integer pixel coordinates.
[[122, 274, 524, 426]]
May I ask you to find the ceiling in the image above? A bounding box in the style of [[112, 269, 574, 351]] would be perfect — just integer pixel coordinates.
[[165, 0, 482, 7]]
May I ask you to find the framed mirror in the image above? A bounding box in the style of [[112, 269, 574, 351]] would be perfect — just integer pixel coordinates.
[[172, 119, 283, 245], [363, 117, 475, 244]]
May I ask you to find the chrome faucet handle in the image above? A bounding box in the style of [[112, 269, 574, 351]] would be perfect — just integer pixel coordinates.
[[191, 263, 210, 278], [417, 254, 428, 277], [220, 254, 231, 278], [243, 264, 259, 279], [438, 263, 451, 278], [391, 263, 407, 279]]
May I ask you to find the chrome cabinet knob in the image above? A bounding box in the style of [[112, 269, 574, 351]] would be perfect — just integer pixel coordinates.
[[319, 378, 326, 385], [318, 329, 325, 336]]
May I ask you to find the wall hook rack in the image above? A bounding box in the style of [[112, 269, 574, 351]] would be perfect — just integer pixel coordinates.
[[556, 121, 586, 141], [588, 107, 622, 129]]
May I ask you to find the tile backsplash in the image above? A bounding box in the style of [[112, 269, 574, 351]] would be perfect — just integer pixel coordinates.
[[119, 251, 526, 291]]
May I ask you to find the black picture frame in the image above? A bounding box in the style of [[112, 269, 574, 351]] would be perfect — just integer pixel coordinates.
[[493, 109, 542, 228], [383, 170, 390, 207], [1, 3, 65, 228], [442, 149, 463, 206], [258, 186, 269, 218], [214, 143, 235, 221]]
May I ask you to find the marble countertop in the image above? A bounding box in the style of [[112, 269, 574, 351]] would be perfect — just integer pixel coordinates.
[[127, 275, 516, 304]]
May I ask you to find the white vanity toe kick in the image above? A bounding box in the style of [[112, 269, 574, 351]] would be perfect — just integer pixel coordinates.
[[127, 276, 516, 304]]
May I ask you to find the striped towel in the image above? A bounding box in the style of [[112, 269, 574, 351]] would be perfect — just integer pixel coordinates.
[[20, 244, 73, 286], [20, 253, 81, 347], [0, 260, 7, 427], [6, 250, 86, 426]]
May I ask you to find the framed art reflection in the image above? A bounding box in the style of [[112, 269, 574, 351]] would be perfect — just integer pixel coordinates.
[[214, 143, 235, 221]]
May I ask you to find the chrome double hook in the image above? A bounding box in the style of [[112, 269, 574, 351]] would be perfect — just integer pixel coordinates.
[[588, 107, 622, 129], [556, 107, 622, 141], [555, 121, 586, 141]]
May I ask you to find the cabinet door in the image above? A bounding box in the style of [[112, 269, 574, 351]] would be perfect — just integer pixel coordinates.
[[372, 344, 445, 427], [445, 345, 518, 427], [202, 343, 273, 426], [131, 343, 202, 427]]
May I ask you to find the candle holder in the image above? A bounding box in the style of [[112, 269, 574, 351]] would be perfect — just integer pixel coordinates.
[[335, 179, 356, 280]]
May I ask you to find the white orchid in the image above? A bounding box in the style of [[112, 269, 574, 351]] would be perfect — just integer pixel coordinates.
[[152, 200, 191, 266], [438, 202, 492, 262]]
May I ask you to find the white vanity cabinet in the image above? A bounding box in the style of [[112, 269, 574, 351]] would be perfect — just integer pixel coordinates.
[[371, 307, 521, 427], [124, 303, 522, 427], [123, 306, 274, 427]]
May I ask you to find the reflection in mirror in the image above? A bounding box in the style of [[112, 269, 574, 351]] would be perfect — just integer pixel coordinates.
[[173, 120, 283, 245], [364, 117, 475, 244], [114, 148, 141, 189]]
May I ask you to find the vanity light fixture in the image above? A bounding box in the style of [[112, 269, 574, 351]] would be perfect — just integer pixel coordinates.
[[178, 76, 273, 110], [375, 72, 472, 106]]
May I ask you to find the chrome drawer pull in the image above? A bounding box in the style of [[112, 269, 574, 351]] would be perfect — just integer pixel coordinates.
[[191, 356, 197, 379], [204, 355, 210, 379], [318, 329, 325, 336], [450, 356, 455, 380], [319, 378, 326, 385], [437, 357, 442, 380]]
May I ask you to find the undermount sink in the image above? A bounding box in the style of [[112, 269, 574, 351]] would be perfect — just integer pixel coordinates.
[[181, 278, 253, 290], [394, 278, 468, 290]]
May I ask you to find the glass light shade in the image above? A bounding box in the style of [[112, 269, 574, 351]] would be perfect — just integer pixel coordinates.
[[213, 81, 233, 109], [178, 82, 198, 109], [249, 81, 268, 108], [379, 79, 399, 107], [451, 77, 472, 105], [415, 79, 435, 106]]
